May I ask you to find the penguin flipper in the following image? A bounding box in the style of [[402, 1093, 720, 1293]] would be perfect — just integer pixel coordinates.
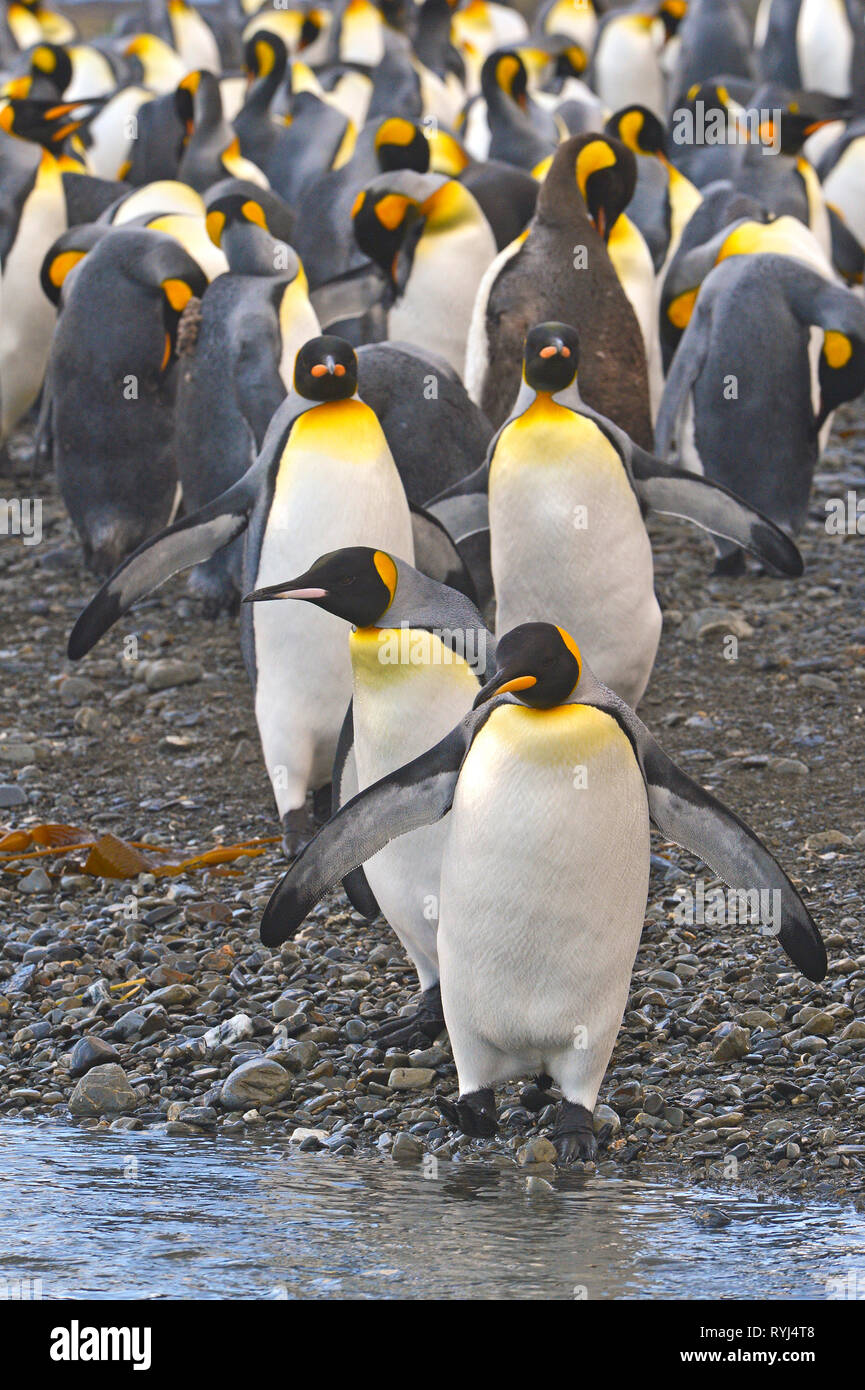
[[654, 307, 709, 459], [595, 696, 827, 983], [67, 473, 259, 659], [331, 700, 381, 921], [260, 710, 487, 946], [628, 450, 804, 577]]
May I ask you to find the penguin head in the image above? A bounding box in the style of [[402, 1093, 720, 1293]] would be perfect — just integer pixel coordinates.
[[474, 623, 582, 711], [571, 133, 636, 242], [294, 335, 358, 400], [481, 48, 529, 111], [755, 98, 849, 157], [175, 70, 222, 137], [0, 94, 99, 150], [243, 30, 288, 86], [351, 183, 424, 288], [523, 321, 579, 394], [205, 189, 274, 246], [374, 117, 430, 174], [555, 44, 588, 81], [657, 0, 688, 40], [817, 330, 865, 432], [242, 547, 397, 627], [605, 105, 667, 159], [26, 43, 72, 97]]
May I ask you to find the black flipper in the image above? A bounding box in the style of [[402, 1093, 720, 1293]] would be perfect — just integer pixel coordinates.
[[591, 693, 827, 982], [627, 444, 804, 576], [67, 470, 260, 660], [331, 700, 380, 921], [260, 709, 490, 946]]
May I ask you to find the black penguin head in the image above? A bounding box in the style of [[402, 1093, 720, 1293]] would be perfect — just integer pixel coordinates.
[[523, 321, 579, 393], [555, 44, 588, 80], [658, 0, 688, 40], [242, 547, 397, 627], [27, 43, 73, 96], [756, 98, 849, 157], [606, 105, 668, 158], [351, 185, 424, 288], [481, 48, 529, 110], [294, 335, 358, 400], [474, 623, 582, 711], [573, 133, 636, 242], [0, 94, 99, 149], [205, 190, 269, 247], [817, 330, 865, 431], [174, 69, 221, 135], [243, 30, 288, 84], [374, 117, 430, 174]]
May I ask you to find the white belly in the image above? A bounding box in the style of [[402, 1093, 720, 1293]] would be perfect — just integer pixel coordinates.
[[0, 160, 65, 439], [350, 627, 482, 987], [595, 24, 665, 122], [490, 411, 661, 707], [798, 0, 853, 97], [438, 701, 650, 1109], [823, 139, 865, 248], [390, 223, 496, 377], [252, 407, 414, 813]]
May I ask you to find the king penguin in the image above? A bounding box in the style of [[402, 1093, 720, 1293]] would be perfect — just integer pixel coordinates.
[[244, 546, 495, 1045], [171, 189, 320, 613], [458, 322, 802, 706], [464, 132, 653, 443], [68, 336, 415, 850], [258, 620, 826, 1161], [657, 253, 865, 570]]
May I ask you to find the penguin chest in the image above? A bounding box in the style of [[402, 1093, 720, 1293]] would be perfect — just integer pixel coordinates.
[[798, 0, 853, 98], [390, 222, 496, 376], [0, 159, 65, 435], [350, 626, 482, 785], [439, 702, 650, 1049], [349, 626, 482, 973], [490, 401, 660, 705], [251, 401, 413, 793]]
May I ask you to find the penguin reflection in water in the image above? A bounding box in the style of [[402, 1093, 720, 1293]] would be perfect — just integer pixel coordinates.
[[258, 623, 826, 1163]]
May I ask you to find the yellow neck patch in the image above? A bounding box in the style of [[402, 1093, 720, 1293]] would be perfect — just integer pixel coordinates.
[[824, 330, 853, 369], [576, 140, 616, 198], [372, 550, 397, 606]]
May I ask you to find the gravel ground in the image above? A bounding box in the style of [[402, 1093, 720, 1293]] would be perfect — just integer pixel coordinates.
[[1, 405, 864, 1204]]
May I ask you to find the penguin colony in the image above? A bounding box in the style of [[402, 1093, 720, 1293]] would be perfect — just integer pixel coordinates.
[[6, 0, 865, 1163]]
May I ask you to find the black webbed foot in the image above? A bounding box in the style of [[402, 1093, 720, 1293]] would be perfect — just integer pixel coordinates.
[[375, 982, 445, 1048], [437, 1086, 497, 1138], [552, 1100, 597, 1165]]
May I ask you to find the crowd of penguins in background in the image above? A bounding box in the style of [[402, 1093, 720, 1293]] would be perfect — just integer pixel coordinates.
[[2, 0, 865, 1160]]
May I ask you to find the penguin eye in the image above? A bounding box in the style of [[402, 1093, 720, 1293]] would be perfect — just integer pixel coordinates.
[[338, 576, 357, 587]]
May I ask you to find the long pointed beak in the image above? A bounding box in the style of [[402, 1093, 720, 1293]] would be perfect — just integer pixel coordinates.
[[242, 581, 327, 604], [472, 664, 537, 710]]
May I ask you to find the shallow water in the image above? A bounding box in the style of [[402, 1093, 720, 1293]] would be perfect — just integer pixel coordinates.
[[1, 1120, 864, 1299]]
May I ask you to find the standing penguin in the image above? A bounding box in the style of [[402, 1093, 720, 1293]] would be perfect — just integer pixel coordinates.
[[43, 227, 206, 573], [245, 546, 495, 1044], [259, 621, 826, 1160], [444, 322, 802, 706], [68, 336, 415, 850], [460, 47, 560, 170], [172, 190, 320, 613], [657, 253, 865, 570], [592, 9, 668, 122], [465, 132, 653, 443]]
